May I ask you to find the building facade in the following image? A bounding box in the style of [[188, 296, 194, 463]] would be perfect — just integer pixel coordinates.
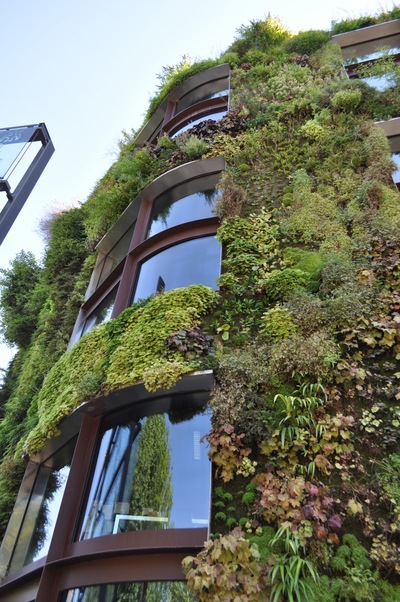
[[1, 14, 400, 602]]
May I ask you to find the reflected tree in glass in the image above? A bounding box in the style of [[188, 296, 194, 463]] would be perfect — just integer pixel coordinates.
[[127, 415, 172, 527], [64, 582, 196, 602]]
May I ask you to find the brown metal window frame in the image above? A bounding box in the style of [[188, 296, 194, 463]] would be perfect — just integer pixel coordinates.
[[332, 19, 400, 78], [161, 95, 228, 139], [69, 157, 225, 343], [0, 373, 214, 602], [376, 116, 400, 190], [134, 64, 231, 147]]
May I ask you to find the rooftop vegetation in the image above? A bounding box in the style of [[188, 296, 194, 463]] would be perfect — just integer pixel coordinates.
[[1, 7, 400, 600]]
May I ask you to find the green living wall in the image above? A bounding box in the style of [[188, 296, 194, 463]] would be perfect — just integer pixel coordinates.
[[1, 8, 400, 601]]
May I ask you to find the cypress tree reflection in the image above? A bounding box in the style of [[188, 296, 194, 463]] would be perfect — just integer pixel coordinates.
[[79, 410, 210, 539], [64, 581, 195, 602], [127, 415, 172, 529]]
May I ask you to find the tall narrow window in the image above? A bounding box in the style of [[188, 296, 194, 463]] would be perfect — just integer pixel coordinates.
[[8, 438, 76, 573]]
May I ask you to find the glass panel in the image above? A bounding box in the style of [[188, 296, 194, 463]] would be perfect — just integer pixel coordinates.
[[342, 34, 400, 65], [176, 78, 229, 113], [132, 237, 221, 303], [171, 109, 227, 138], [0, 126, 38, 178], [392, 152, 400, 184], [147, 189, 217, 238], [82, 288, 117, 337], [97, 224, 135, 288], [361, 73, 396, 91], [63, 582, 195, 602], [344, 45, 400, 65], [78, 410, 211, 540], [9, 438, 76, 572]]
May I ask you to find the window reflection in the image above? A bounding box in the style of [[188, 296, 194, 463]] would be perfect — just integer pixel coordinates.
[[132, 237, 221, 303], [171, 109, 227, 138], [63, 582, 195, 602], [344, 45, 400, 66], [82, 288, 117, 337], [79, 410, 211, 540], [147, 189, 217, 238], [9, 438, 76, 572], [392, 152, 400, 185], [175, 77, 229, 114], [361, 73, 396, 91], [97, 224, 135, 288]]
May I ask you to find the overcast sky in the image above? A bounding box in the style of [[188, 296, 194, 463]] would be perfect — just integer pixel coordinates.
[[0, 0, 393, 370]]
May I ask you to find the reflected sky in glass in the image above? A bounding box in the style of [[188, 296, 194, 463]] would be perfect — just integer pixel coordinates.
[[147, 190, 217, 238], [133, 236, 220, 303], [79, 410, 211, 540]]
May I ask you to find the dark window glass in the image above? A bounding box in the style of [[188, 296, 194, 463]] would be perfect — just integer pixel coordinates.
[[78, 410, 211, 540], [171, 109, 227, 138], [147, 189, 217, 238], [81, 288, 117, 337], [9, 438, 76, 572], [62, 582, 195, 602], [132, 237, 221, 303]]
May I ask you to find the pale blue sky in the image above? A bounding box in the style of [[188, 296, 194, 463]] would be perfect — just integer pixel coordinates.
[[0, 0, 394, 370]]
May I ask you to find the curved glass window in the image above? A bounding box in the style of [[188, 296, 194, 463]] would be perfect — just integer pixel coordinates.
[[171, 109, 227, 138], [9, 438, 76, 573], [147, 189, 217, 238], [132, 236, 221, 303], [96, 223, 135, 287], [342, 34, 400, 66], [81, 287, 117, 337], [63, 582, 195, 602], [78, 410, 211, 540]]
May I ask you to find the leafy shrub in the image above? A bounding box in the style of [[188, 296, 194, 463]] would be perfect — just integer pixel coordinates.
[[285, 30, 330, 55], [331, 16, 377, 35], [260, 306, 297, 340], [183, 528, 267, 601], [286, 291, 325, 335], [261, 268, 311, 301], [228, 15, 291, 58], [331, 88, 362, 112], [268, 332, 340, 383], [177, 135, 209, 159]]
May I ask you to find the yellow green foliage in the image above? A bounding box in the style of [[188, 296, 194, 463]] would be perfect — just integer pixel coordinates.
[[21, 286, 218, 455]]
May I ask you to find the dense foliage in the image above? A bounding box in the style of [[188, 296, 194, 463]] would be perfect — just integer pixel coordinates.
[[1, 7, 400, 600]]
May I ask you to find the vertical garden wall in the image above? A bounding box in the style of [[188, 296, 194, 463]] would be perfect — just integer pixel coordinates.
[[1, 8, 400, 601]]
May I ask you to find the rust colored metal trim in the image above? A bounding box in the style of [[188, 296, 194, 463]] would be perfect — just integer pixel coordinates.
[[81, 260, 124, 312], [115, 218, 219, 311], [45, 416, 101, 561], [50, 553, 190, 592], [111, 198, 152, 317]]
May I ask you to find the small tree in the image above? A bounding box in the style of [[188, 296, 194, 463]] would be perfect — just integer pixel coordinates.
[[0, 251, 46, 348]]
